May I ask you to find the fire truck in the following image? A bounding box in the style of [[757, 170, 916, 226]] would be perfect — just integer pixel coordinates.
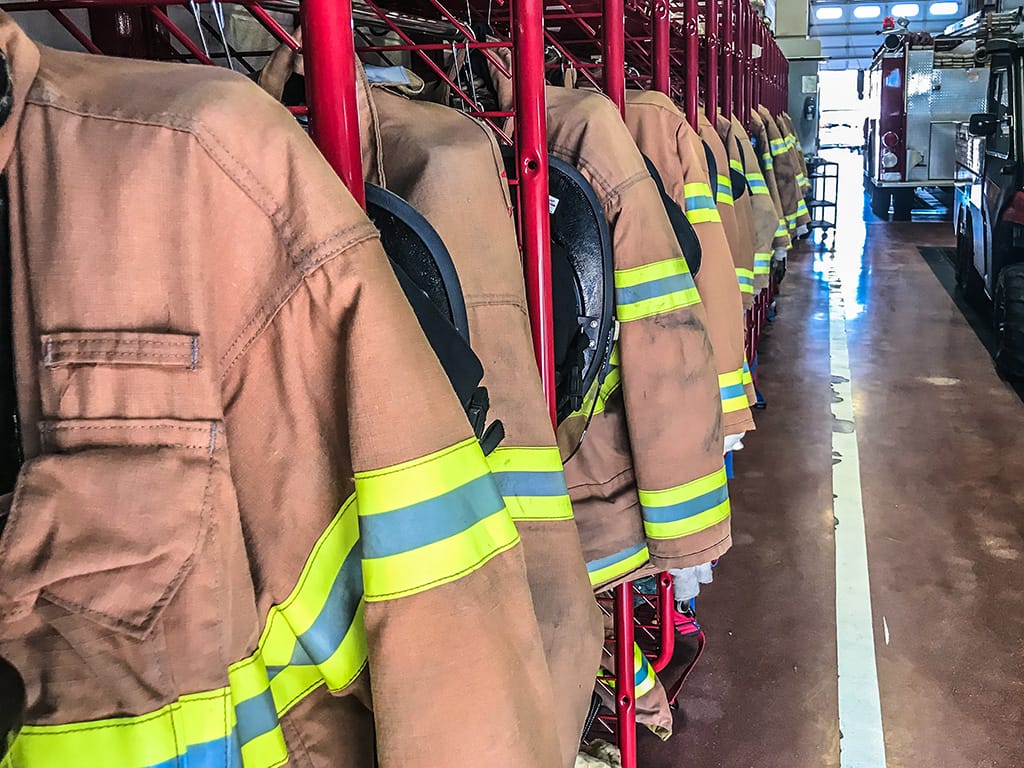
[[863, 15, 1003, 219], [954, 33, 1024, 377]]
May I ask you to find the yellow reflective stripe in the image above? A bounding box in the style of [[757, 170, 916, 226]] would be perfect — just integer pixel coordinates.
[[762, 152, 773, 169], [683, 181, 716, 206], [240, 728, 288, 768], [684, 182, 720, 223], [796, 199, 810, 217], [615, 258, 701, 322], [11, 497, 369, 768], [640, 467, 731, 540], [719, 369, 749, 414], [754, 252, 772, 275], [586, 541, 651, 586], [686, 207, 722, 224], [719, 369, 744, 388], [592, 343, 623, 416], [742, 359, 754, 387], [736, 267, 755, 294], [747, 175, 769, 195], [729, 157, 744, 174], [362, 511, 519, 599], [11, 691, 239, 768], [356, 437, 520, 600], [716, 174, 734, 205], [356, 436, 488, 512], [487, 446, 574, 522], [722, 392, 751, 414], [635, 644, 658, 698]]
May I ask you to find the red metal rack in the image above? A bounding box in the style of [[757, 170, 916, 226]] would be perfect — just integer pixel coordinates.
[[6, 4, 790, 766]]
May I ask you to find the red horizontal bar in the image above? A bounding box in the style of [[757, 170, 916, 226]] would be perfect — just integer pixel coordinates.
[[2, 0, 272, 8], [356, 41, 511, 52]]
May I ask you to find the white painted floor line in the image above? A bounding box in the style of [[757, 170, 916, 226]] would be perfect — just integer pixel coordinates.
[[829, 266, 888, 768]]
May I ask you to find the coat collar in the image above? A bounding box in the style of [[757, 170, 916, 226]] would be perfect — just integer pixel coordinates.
[[0, 12, 41, 173]]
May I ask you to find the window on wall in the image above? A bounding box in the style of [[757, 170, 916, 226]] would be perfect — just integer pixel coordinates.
[[853, 4, 883, 18], [928, 1, 959, 14], [890, 2, 921, 16], [814, 6, 844, 20]]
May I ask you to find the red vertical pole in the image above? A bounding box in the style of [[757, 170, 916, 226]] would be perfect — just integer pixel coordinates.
[[604, 0, 626, 114], [721, 0, 734, 117], [301, 0, 365, 207], [614, 583, 637, 766], [652, 0, 670, 96], [771, 45, 777, 113], [783, 55, 790, 115], [738, 0, 749, 126], [514, 0, 557, 424], [705, 0, 719, 122], [684, 0, 699, 127], [603, 3, 634, 763], [751, 11, 762, 111]]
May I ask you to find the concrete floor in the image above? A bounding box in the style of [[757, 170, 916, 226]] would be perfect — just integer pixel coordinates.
[[639, 152, 1024, 768]]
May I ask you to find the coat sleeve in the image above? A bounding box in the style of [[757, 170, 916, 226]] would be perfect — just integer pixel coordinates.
[[680, 127, 756, 436], [222, 127, 565, 766], [610, 153, 732, 570]]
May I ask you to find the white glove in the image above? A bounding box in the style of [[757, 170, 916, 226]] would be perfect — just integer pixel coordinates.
[[724, 432, 746, 454], [669, 564, 715, 603]]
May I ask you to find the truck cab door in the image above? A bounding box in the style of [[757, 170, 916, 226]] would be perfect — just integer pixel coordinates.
[[982, 63, 1016, 294]]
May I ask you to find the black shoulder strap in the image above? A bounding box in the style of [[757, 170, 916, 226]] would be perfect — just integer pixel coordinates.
[[702, 140, 718, 194], [0, 55, 22, 510]]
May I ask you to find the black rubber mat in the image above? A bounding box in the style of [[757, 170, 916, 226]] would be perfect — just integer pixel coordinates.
[[918, 245, 1024, 402]]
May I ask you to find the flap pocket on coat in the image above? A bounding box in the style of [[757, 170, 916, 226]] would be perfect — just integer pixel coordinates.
[[0, 418, 219, 639], [41, 330, 200, 370]]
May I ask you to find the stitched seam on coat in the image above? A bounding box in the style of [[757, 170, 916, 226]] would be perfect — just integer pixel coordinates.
[[217, 230, 379, 377], [548, 144, 650, 207], [32, 454, 213, 637], [25, 94, 297, 244], [24, 96, 391, 416], [566, 465, 635, 493], [653, 534, 730, 559], [25, 96, 379, 273]]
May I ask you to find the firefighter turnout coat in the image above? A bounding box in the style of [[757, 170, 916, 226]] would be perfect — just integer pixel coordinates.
[[624, 92, 755, 436], [0, 15, 565, 768]]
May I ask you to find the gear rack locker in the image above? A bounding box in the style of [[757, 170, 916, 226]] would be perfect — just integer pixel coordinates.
[[1, 3, 792, 766]]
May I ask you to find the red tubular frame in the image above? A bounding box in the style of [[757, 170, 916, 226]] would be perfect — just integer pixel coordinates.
[[752, 9, 762, 110], [5, 6, 794, 767], [652, 0, 670, 95], [516, 0, 559, 423], [738, 0, 749, 124], [601, 1, 636, 761], [720, 0, 733, 117], [301, 0, 365, 207], [704, 0, 718, 121], [683, 0, 698, 127], [603, 0, 625, 113]]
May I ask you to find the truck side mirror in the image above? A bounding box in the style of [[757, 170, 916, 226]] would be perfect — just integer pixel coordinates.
[[969, 113, 998, 137]]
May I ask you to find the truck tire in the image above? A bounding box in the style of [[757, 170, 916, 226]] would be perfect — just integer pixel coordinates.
[[892, 188, 914, 221], [869, 183, 891, 218], [994, 263, 1024, 379]]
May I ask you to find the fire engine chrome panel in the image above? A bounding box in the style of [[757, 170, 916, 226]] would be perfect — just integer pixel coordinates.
[[905, 49, 934, 181], [903, 49, 990, 184]]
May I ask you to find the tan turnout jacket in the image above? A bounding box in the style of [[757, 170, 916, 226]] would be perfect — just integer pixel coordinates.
[[365, 85, 604, 768], [624, 92, 754, 436], [717, 113, 757, 309], [0, 15, 564, 768]]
